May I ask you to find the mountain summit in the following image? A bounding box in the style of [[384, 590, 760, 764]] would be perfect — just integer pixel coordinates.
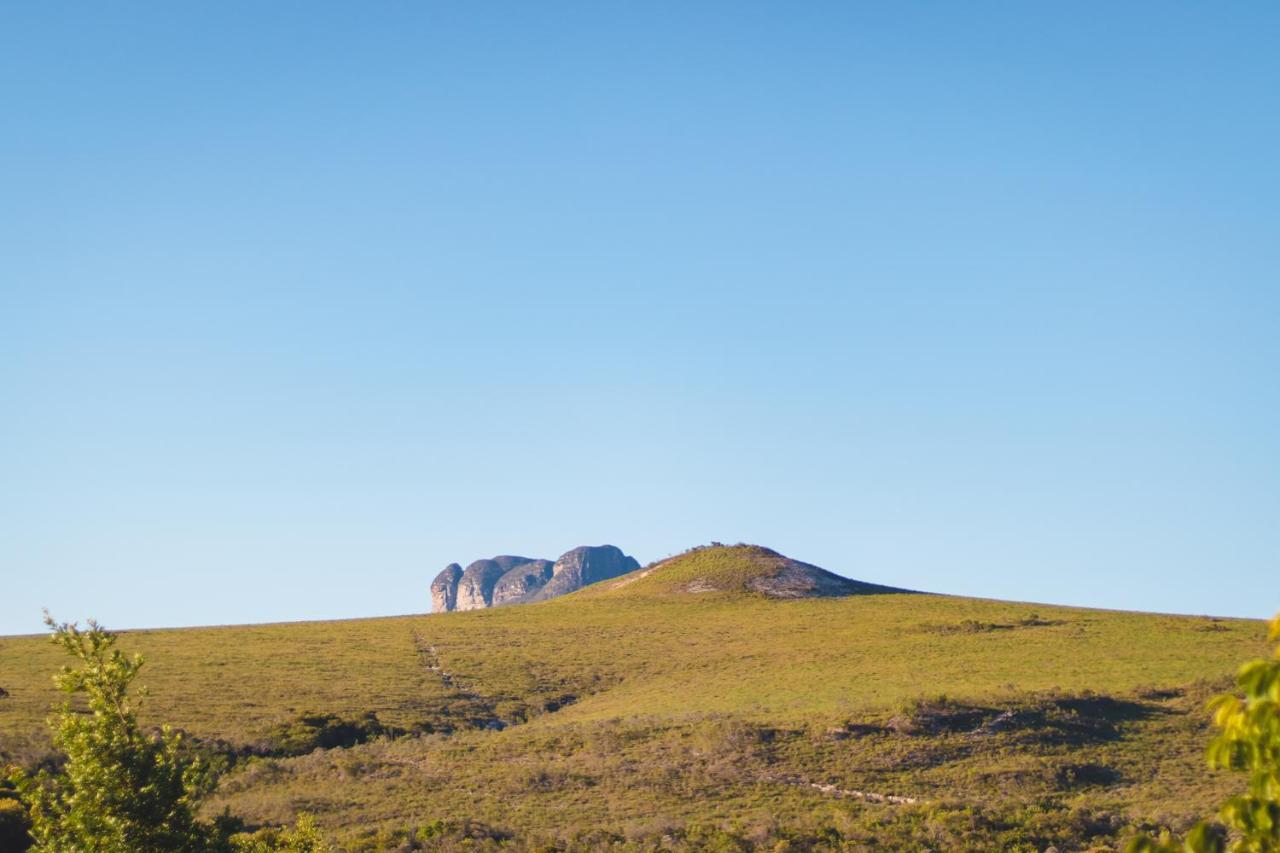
[[430, 545, 639, 612]]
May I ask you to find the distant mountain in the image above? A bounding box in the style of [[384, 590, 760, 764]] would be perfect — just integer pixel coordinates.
[[430, 545, 639, 612]]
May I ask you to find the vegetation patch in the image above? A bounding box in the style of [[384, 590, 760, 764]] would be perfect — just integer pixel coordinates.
[[883, 691, 1161, 746], [0, 789, 31, 851], [1053, 762, 1122, 789], [261, 712, 394, 757], [921, 613, 1062, 634]]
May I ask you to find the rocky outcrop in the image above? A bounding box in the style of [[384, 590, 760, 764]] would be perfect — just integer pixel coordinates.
[[530, 545, 641, 602], [492, 560, 554, 606], [455, 556, 539, 611], [430, 563, 463, 613], [430, 545, 639, 613]]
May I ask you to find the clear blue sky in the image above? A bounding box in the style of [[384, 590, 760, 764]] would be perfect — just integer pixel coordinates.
[[2, 3, 1277, 634]]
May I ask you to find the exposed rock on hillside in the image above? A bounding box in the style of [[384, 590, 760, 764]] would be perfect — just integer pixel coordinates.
[[430, 563, 462, 613], [744, 552, 899, 598], [455, 556, 540, 611], [492, 560, 555, 606], [430, 546, 639, 613], [531, 545, 640, 602]]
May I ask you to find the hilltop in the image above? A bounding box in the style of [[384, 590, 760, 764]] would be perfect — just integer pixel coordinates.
[[0, 545, 1269, 850], [595, 543, 908, 599]]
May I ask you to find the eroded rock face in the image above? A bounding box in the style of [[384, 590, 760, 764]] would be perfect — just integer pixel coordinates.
[[430, 546, 639, 612], [531, 545, 641, 602], [492, 560, 555, 606], [455, 557, 538, 611], [430, 563, 463, 613]]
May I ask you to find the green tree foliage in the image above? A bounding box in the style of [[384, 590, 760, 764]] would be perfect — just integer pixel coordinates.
[[6, 615, 330, 852], [1130, 613, 1280, 853], [9, 615, 216, 851]]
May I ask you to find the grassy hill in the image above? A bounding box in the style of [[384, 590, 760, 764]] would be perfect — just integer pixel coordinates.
[[0, 545, 1270, 851]]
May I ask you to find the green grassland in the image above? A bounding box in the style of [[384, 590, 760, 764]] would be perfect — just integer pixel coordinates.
[[0, 545, 1271, 850]]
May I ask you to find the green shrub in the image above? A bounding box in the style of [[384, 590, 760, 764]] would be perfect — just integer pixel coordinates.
[[228, 813, 330, 853], [4, 614, 335, 853], [7, 615, 224, 851], [262, 711, 388, 756], [0, 792, 31, 851]]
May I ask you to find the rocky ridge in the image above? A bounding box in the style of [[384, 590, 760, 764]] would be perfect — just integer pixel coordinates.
[[430, 545, 639, 613]]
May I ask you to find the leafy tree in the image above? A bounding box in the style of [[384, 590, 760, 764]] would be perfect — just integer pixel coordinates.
[[6, 614, 330, 852], [1130, 613, 1280, 853]]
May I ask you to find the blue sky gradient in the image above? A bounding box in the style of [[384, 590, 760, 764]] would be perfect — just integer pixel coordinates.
[[3, 3, 1278, 632]]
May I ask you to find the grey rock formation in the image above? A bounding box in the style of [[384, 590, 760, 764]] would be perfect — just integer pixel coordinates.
[[430, 545, 639, 613], [455, 556, 539, 611], [530, 545, 641, 603], [430, 563, 462, 613], [490, 555, 540, 572], [492, 559, 555, 606]]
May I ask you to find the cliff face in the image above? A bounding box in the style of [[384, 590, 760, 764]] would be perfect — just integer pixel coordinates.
[[430, 563, 462, 613], [454, 556, 539, 611], [430, 545, 639, 613], [531, 545, 640, 602], [492, 560, 555, 606]]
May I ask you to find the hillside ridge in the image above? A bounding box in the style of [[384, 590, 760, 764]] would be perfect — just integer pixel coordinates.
[[596, 543, 909, 600]]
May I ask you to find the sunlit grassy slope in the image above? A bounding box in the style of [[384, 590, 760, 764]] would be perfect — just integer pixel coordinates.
[[0, 545, 1270, 850]]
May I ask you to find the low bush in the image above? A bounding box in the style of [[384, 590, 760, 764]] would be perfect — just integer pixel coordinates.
[[261, 712, 391, 757], [0, 790, 31, 851]]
